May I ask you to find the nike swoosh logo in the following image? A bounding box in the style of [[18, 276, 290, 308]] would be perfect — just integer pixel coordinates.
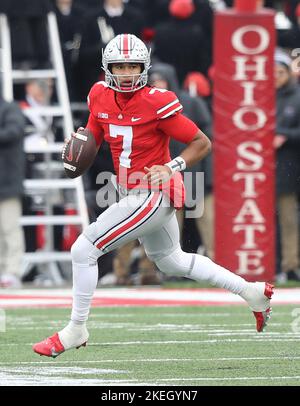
[[66, 139, 74, 162], [131, 117, 141, 122]]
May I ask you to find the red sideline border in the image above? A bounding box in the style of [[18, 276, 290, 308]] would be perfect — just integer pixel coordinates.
[[0, 288, 300, 308]]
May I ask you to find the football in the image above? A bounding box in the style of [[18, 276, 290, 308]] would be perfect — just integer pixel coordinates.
[[62, 128, 98, 178]]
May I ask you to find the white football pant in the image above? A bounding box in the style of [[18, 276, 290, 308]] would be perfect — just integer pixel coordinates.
[[70, 189, 248, 322]]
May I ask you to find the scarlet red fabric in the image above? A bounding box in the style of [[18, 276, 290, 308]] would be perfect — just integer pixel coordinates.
[[85, 82, 200, 209], [157, 112, 199, 143], [86, 113, 104, 146]]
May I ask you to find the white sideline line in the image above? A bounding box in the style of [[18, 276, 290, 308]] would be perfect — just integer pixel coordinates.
[[89, 338, 300, 344], [87, 339, 300, 345], [128, 328, 297, 334], [208, 332, 300, 337], [108, 376, 300, 384], [2, 338, 300, 348], [1, 375, 300, 386], [5, 312, 297, 319], [94, 376, 300, 385], [1, 355, 300, 365], [5, 321, 292, 328], [0, 368, 127, 377], [152, 376, 300, 382], [1, 287, 300, 306], [6, 327, 297, 336], [0, 366, 127, 375]]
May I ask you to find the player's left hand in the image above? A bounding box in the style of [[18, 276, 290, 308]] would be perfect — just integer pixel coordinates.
[[143, 165, 172, 185]]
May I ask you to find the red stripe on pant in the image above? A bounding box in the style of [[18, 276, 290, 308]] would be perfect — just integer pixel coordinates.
[[96, 192, 160, 250]]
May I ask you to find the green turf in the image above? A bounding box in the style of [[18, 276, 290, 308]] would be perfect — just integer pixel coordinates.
[[0, 305, 300, 386]]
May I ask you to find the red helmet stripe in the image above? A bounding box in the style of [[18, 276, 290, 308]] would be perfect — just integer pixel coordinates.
[[123, 34, 129, 57]]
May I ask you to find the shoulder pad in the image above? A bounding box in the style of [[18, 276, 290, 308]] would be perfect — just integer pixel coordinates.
[[87, 81, 109, 110], [146, 87, 183, 119]]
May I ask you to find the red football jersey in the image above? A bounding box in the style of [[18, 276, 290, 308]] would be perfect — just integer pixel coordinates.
[[86, 81, 199, 209]]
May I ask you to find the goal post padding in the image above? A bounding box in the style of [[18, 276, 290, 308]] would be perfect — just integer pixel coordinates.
[[213, 4, 276, 281]]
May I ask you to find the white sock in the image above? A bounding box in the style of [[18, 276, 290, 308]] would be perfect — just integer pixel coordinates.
[[157, 248, 249, 295], [189, 254, 248, 295], [59, 320, 89, 349], [70, 234, 100, 323], [70, 260, 99, 323]]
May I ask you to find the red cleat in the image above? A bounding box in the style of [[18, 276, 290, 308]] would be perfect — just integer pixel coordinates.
[[33, 332, 87, 358], [241, 282, 274, 332], [252, 283, 274, 332], [33, 333, 65, 358], [253, 308, 272, 333]]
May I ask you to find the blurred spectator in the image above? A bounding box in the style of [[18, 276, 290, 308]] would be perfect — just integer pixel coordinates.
[[149, 62, 214, 259], [3, 0, 53, 69], [274, 51, 300, 282], [54, 0, 84, 101], [223, 0, 279, 7], [112, 240, 161, 285], [284, 0, 300, 25], [278, 3, 300, 49], [153, 0, 210, 84], [73, 0, 102, 7], [192, 0, 214, 50], [113, 240, 136, 285], [141, 0, 171, 27], [184, 71, 211, 97], [77, 0, 145, 99], [207, 0, 227, 11], [0, 95, 26, 288], [20, 79, 55, 158]]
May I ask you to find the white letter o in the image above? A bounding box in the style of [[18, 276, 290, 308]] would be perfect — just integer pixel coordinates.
[[233, 107, 267, 131], [232, 25, 269, 55]]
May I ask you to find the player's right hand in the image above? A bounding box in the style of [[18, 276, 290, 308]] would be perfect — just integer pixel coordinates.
[[143, 165, 173, 185]]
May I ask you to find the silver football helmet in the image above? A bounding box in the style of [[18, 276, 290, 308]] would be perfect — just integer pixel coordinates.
[[102, 34, 151, 92]]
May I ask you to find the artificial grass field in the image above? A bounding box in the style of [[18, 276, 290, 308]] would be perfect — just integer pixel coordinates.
[[0, 305, 300, 386]]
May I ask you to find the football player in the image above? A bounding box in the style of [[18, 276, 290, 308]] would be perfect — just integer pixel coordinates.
[[33, 34, 274, 358]]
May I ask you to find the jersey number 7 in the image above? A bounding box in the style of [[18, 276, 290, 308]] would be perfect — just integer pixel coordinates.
[[109, 124, 133, 168]]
